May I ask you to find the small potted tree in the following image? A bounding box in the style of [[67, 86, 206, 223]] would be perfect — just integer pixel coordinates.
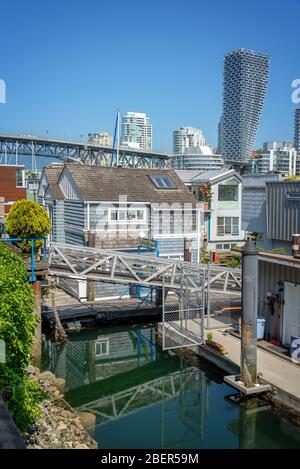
[[199, 182, 212, 210]]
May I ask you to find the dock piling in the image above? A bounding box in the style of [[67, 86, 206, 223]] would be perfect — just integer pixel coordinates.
[[241, 237, 258, 387]]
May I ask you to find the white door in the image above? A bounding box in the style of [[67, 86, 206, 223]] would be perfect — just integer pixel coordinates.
[[283, 282, 300, 345]]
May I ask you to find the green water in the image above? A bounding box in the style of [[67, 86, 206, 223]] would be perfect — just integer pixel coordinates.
[[42, 324, 300, 449]]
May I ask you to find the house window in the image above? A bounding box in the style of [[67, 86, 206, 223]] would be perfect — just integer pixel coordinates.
[[150, 175, 177, 189], [218, 184, 238, 201], [16, 169, 25, 188], [95, 338, 109, 357], [109, 208, 146, 223], [216, 243, 237, 251], [217, 217, 239, 236]]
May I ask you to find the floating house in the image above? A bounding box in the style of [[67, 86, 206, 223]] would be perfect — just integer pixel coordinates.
[[38, 164, 203, 300]]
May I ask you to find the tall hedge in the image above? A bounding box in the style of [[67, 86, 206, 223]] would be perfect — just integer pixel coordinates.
[[0, 243, 44, 432]]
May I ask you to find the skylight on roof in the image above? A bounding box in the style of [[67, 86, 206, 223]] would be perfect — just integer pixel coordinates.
[[150, 175, 177, 189]]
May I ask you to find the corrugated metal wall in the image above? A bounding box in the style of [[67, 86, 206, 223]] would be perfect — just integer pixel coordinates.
[[242, 187, 267, 232], [157, 238, 198, 262], [242, 175, 281, 188], [64, 201, 85, 245], [52, 200, 65, 243], [267, 181, 300, 241], [258, 259, 300, 343]]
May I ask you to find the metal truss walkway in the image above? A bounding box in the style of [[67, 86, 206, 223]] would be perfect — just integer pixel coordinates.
[[48, 243, 241, 351], [48, 243, 241, 294], [0, 134, 169, 168], [75, 367, 202, 427]]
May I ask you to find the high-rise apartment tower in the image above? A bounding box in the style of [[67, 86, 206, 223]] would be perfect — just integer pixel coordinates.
[[121, 112, 152, 151], [219, 49, 269, 162]]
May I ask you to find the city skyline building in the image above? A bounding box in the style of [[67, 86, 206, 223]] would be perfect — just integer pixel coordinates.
[[250, 147, 300, 176], [121, 112, 152, 151], [173, 126, 206, 154], [262, 140, 294, 152], [88, 132, 113, 146], [219, 48, 269, 163], [171, 145, 225, 171]]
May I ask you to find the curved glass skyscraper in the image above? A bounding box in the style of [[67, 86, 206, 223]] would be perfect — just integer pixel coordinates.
[[219, 49, 269, 163]]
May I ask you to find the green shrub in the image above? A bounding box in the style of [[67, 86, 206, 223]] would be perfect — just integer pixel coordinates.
[[0, 243, 44, 432], [6, 200, 51, 252], [219, 255, 241, 269]]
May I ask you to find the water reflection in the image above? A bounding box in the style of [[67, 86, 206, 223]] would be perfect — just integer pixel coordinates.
[[42, 325, 300, 449], [42, 326, 157, 391]]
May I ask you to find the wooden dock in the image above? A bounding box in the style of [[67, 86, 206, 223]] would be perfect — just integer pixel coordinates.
[[42, 289, 161, 329]]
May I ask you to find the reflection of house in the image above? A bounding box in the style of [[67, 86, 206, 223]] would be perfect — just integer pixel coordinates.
[[0, 165, 26, 214], [44, 327, 156, 391], [93, 329, 156, 381], [176, 168, 245, 251]]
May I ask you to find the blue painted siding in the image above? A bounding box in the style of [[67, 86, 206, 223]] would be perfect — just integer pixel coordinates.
[[64, 201, 85, 245]]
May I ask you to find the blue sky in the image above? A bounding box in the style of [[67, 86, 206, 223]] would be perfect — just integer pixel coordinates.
[[0, 0, 299, 151]]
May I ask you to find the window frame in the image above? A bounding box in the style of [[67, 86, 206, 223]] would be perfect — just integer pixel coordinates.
[[218, 183, 238, 202], [217, 217, 240, 236], [150, 175, 177, 189], [108, 208, 147, 223], [95, 338, 110, 358], [16, 169, 26, 188]]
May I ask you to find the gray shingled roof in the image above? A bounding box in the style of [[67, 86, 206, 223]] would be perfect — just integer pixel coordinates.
[[42, 165, 65, 199], [47, 183, 64, 199], [192, 167, 240, 184], [175, 170, 203, 184], [44, 164, 64, 183], [56, 164, 197, 205]]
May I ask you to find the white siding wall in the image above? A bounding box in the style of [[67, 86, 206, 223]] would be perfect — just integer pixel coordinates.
[[209, 180, 245, 246]]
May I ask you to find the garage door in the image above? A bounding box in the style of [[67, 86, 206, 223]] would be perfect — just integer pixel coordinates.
[[283, 282, 300, 345]]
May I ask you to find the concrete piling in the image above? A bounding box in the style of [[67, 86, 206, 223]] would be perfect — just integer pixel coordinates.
[[241, 237, 258, 387]]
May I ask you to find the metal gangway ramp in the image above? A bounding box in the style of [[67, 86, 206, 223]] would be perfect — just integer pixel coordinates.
[[48, 243, 241, 350]]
